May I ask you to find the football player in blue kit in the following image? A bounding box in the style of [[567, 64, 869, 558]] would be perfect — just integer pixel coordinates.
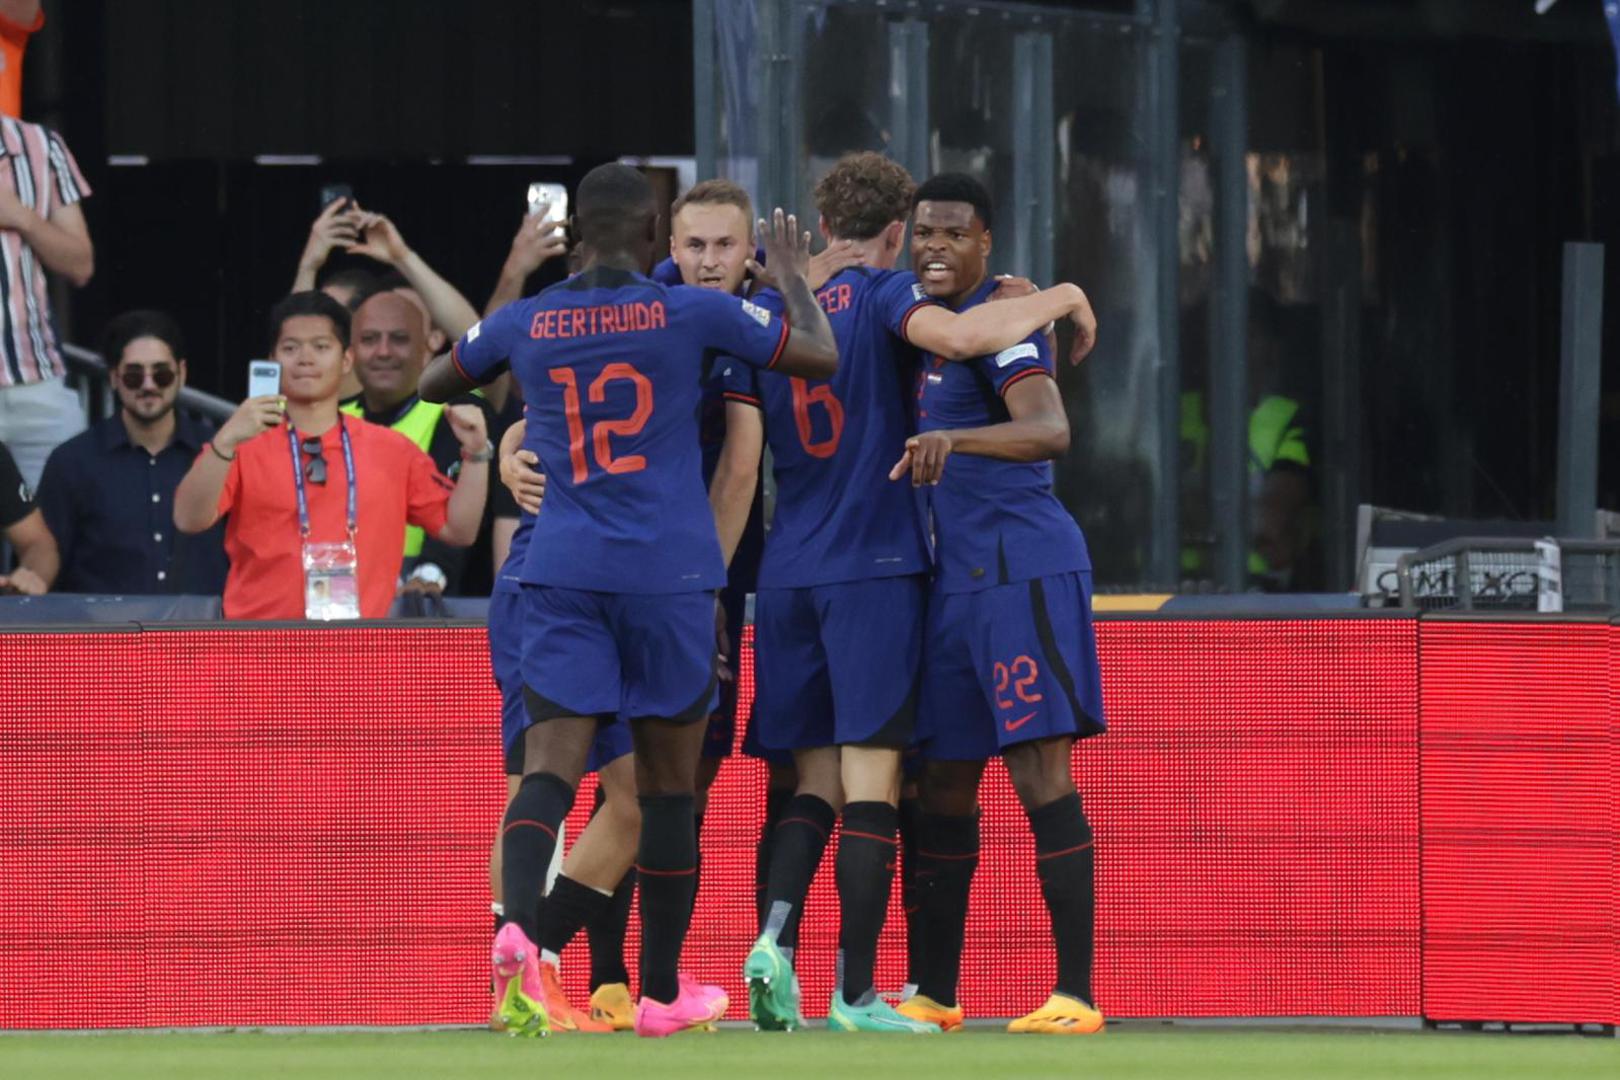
[[888, 174, 1106, 1037], [720, 152, 1099, 1033], [421, 163, 838, 1038]]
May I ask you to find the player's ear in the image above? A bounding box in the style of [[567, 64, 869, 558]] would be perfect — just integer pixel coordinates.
[[883, 219, 906, 258], [819, 214, 831, 243], [980, 227, 992, 259]]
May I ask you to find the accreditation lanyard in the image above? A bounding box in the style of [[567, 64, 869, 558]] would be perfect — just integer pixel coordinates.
[[287, 420, 358, 539]]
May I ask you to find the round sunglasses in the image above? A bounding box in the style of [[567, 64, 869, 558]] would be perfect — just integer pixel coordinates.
[[119, 365, 178, 390]]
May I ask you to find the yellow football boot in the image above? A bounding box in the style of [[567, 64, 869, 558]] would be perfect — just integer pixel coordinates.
[[1007, 993, 1105, 1035]]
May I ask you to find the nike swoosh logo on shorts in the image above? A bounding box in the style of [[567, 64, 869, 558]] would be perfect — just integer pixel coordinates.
[[1004, 711, 1036, 733]]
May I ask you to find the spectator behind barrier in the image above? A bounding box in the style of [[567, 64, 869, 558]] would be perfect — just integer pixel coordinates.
[[0, 110, 94, 491], [171, 291, 490, 620], [35, 310, 229, 595], [341, 287, 497, 596], [0, 437, 56, 594]]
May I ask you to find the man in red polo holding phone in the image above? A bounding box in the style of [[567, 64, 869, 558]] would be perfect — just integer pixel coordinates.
[[173, 291, 489, 620]]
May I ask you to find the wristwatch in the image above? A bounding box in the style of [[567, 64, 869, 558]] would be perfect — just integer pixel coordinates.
[[407, 562, 448, 589], [462, 440, 495, 464]]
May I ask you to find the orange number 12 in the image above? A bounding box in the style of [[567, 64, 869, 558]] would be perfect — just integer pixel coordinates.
[[549, 362, 655, 483]]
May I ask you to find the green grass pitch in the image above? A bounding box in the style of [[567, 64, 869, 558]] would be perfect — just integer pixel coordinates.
[[2, 1026, 1616, 1080]]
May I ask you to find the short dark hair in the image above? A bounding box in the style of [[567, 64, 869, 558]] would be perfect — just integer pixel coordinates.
[[671, 179, 754, 225], [913, 172, 994, 232], [813, 152, 915, 241], [318, 266, 379, 309], [102, 309, 186, 366], [576, 164, 655, 249], [268, 290, 351, 352]]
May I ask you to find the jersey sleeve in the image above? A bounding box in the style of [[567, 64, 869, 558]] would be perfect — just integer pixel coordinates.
[[650, 257, 684, 286], [404, 443, 453, 535], [718, 356, 764, 409], [451, 302, 525, 385], [686, 287, 790, 371], [44, 128, 90, 209], [976, 328, 1055, 399], [872, 270, 941, 342]]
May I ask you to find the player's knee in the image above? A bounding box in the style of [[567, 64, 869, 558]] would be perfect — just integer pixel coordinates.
[[1004, 743, 1075, 812]]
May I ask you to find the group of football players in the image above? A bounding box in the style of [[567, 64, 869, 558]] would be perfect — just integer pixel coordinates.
[[418, 150, 1106, 1038]]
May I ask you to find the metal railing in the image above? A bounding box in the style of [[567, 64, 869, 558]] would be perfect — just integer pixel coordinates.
[[61, 342, 236, 425]]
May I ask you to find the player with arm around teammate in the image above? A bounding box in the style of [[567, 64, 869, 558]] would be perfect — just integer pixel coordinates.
[[421, 164, 837, 1038], [889, 173, 1106, 1036]]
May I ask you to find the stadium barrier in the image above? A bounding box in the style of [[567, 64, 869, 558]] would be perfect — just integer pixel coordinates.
[[0, 615, 1614, 1029]]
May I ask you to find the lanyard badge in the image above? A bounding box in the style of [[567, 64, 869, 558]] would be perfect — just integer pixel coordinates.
[[289, 421, 361, 621]]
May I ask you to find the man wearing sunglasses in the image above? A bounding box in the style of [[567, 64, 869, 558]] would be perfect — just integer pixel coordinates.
[[36, 310, 228, 595], [172, 291, 489, 620]]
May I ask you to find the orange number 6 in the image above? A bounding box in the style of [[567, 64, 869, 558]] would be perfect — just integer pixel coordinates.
[[790, 376, 844, 459]]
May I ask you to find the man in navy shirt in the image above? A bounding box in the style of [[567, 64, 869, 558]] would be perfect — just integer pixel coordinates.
[[723, 152, 1098, 1034], [887, 174, 1105, 1037], [36, 310, 227, 595], [420, 163, 837, 1038]]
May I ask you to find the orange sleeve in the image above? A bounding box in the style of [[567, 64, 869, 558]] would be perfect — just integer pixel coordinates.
[[0, 4, 42, 120], [404, 443, 452, 537]]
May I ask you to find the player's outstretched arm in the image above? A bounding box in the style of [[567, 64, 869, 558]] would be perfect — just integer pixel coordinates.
[[906, 283, 1095, 365], [709, 401, 764, 566], [748, 208, 838, 380], [889, 372, 1069, 486], [419, 350, 480, 403]]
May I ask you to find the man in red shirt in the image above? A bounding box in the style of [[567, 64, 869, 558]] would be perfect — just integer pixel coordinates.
[[173, 291, 489, 620]]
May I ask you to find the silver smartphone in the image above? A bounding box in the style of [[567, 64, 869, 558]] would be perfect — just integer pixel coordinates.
[[527, 182, 568, 227], [247, 360, 282, 399]]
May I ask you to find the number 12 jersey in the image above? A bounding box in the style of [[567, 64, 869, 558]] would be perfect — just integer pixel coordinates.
[[453, 266, 791, 594]]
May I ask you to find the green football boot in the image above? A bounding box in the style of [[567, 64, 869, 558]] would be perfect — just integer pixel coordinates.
[[827, 991, 942, 1034], [743, 932, 801, 1031]]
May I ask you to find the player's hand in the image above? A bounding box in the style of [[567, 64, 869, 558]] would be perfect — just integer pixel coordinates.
[[216, 394, 285, 454], [889, 430, 953, 487], [806, 239, 863, 291], [748, 208, 811, 290], [1067, 286, 1098, 365], [0, 567, 46, 596], [502, 448, 546, 515], [350, 212, 412, 266], [298, 198, 364, 275], [445, 403, 489, 452], [989, 274, 1039, 301], [504, 210, 568, 279], [714, 598, 734, 684]]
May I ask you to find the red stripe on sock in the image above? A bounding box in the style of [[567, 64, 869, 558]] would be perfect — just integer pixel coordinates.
[[1035, 840, 1094, 861], [635, 864, 697, 877], [918, 849, 978, 861], [775, 816, 829, 838], [841, 829, 899, 845], [502, 818, 557, 840]]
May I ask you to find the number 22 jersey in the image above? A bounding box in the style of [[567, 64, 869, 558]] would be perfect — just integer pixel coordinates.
[[723, 266, 935, 589], [453, 266, 791, 593]]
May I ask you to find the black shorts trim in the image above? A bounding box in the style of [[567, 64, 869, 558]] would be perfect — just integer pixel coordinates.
[[847, 665, 919, 749], [624, 666, 718, 727], [1028, 576, 1087, 729]]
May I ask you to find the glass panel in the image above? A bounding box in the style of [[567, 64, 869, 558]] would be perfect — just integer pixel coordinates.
[[1051, 22, 1163, 586], [795, 2, 897, 218]]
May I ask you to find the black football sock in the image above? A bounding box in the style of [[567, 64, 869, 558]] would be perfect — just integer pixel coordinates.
[[587, 868, 635, 990], [539, 874, 612, 958], [500, 771, 576, 945], [756, 787, 792, 930], [637, 793, 698, 1005], [1027, 792, 1096, 1003], [492, 902, 505, 937], [836, 801, 899, 1006], [688, 810, 706, 919], [897, 795, 924, 989], [915, 812, 979, 1008], [760, 793, 837, 951]]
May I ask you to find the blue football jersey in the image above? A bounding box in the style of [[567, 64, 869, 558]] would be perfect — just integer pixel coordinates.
[[915, 278, 1091, 593], [724, 266, 935, 588], [453, 267, 789, 593]]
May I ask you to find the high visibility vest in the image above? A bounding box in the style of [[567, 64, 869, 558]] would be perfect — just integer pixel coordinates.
[[1179, 392, 1309, 576], [340, 396, 445, 557]]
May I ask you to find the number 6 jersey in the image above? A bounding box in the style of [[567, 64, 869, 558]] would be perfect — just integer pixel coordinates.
[[722, 266, 936, 589], [452, 266, 790, 593]]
